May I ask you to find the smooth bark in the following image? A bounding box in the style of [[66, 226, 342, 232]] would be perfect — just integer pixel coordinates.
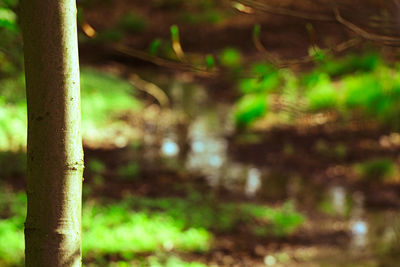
[[20, 0, 83, 266]]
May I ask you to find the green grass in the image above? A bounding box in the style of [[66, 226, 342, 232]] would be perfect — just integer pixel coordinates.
[[83, 201, 211, 255], [0, 188, 304, 266], [80, 68, 141, 137], [0, 68, 141, 152], [0, 188, 26, 267]]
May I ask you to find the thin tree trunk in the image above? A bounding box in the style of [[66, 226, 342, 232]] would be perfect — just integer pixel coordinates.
[[20, 0, 83, 266]]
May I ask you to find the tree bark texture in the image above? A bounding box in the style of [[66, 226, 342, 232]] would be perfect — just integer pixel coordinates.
[[20, 0, 83, 266]]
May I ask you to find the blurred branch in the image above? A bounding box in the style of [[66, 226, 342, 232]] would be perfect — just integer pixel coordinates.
[[234, 0, 400, 46], [253, 23, 362, 67], [81, 22, 97, 38], [170, 25, 186, 61], [252, 24, 280, 66], [233, 0, 334, 21], [110, 43, 218, 77], [112, 37, 361, 79], [332, 6, 400, 46], [274, 38, 362, 67], [129, 74, 170, 108]]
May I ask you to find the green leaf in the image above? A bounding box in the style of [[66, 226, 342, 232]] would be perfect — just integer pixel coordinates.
[[205, 54, 215, 69], [149, 39, 162, 56], [219, 48, 241, 67], [0, 8, 17, 31], [170, 24, 180, 42], [234, 93, 268, 127]]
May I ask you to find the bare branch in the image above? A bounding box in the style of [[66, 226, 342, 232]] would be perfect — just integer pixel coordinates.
[[333, 6, 400, 46], [234, 0, 334, 21], [110, 43, 218, 77], [234, 0, 400, 46]]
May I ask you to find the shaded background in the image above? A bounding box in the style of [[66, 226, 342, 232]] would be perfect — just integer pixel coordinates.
[[1, 0, 400, 266]]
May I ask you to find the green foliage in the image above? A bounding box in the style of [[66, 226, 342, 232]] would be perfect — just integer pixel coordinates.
[[170, 25, 180, 42], [148, 38, 176, 59], [0, 186, 304, 266], [0, 74, 25, 103], [317, 52, 381, 77], [341, 66, 400, 125], [240, 75, 279, 94], [234, 52, 400, 129], [83, 202, 212, 255], [0, 68, 142, 152], [0, 1, 22, 78], [205, 54, 215, 69], [219, 48, 241, 67], [80, 68, 141, 136], [308, 47, 326, 62], [234, 93, 268, 128], [0, 99, 27, 152], [354, 158, 396, 182], [305, 73, 338, 111], [149, 38, 162, 55], [0, 0, 18, 8], [0, 7, 17, 31], [242, 201, 304, 236]]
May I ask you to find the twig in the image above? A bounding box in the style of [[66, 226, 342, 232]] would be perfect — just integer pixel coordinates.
[[234, 0, 335, 21], [253, 23, 362, 67], [333, 6, 400, 46], [110, 43, 218, 77], [235, 0, 400, 46], [129, 74, 170, 108]]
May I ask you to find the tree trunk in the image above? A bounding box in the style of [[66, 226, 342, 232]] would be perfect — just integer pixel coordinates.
[[20, 0, 83, 266]]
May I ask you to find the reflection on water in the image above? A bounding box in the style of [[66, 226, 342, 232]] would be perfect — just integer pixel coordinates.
[[351, 220, 368, 248], [186, 115, 230, 187], [245, 167, 262, 198], [330, 186, 346, 216], [350, 192, 368, 249], [161, 135, 180, 157]]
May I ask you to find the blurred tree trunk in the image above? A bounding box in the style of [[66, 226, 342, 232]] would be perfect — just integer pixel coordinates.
[[20, 0, 83, 266]]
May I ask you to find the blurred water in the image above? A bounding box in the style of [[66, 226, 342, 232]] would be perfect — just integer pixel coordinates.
[[350, 192, 368, 249], [139, 80, 400, 265], [330, 186, 347, 216], [244, 167, 262, 198]]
